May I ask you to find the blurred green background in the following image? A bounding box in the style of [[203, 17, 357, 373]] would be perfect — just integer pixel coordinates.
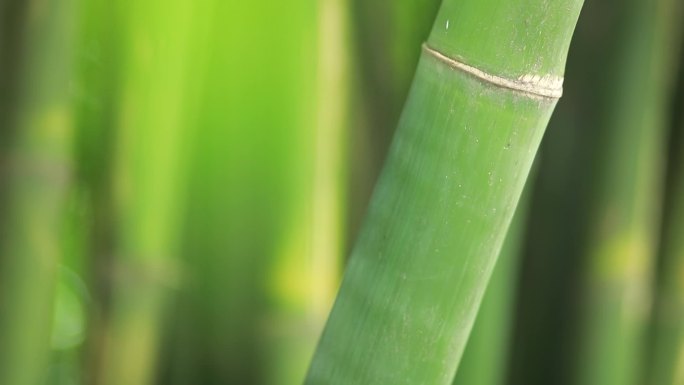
[[0, 0, 683, 384]]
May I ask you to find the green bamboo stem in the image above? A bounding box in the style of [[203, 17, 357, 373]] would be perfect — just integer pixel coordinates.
[[451, 184, 531, 385], [71, 0, 123, 381], [91, 1, 199, 384], [264, 0, 349, 383], [304, 1, 584, 383], [44, 191, 90, 385], [0, 0, 76, 384], [158, 1, 344, 383], [647, 108, 684, 385], [573, 0, 682, 384]]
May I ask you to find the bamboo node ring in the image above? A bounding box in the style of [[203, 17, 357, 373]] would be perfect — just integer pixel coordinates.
[[422, 43, 563, 99]]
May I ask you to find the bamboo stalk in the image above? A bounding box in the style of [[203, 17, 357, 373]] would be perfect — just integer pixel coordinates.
[[572, 0, 683, 383], [157, 0, 345, 383], [70, 1, 122, 382], [647, 89, 684, 385], [648, 126, 684, 384], [43, 189, 90, 385], [90, 1, 199, 384], [451, 183, 531, 385], [304, 0, 584, 383], [0, 0, 76, 384], [264, 0, 349, 383]]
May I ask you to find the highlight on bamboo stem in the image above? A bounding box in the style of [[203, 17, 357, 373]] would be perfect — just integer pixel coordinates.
[[2, 0, 684, 384], [570, 0, 683, 384]]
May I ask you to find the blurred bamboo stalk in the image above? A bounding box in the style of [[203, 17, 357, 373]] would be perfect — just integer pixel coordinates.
[[264, 0, 349, 383], [349, 0, 441, 161], [90, 1, 198, 384], [0, 0, 76, 384], [647, 94, 684, 385], [71, 1, 121, 383], [452, 185, 531, 385], [156, 0, 346, 383], [573, 0, 683, 383]]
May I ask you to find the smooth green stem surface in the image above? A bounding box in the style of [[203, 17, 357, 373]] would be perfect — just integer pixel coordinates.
[[451, 186, 531, 385], [305, 1, 583, 383]]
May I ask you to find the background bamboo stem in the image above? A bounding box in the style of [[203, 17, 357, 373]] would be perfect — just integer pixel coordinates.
[[647, 42, 684, 383], [0, 0, 76, 384], [648, 116, 684, 385], [264, 0, 349, 383], [572, 0, 683, 383], [90, 1, 198, 384]]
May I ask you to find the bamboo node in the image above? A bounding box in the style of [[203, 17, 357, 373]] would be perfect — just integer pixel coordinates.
[[422, 44, 563, 99]]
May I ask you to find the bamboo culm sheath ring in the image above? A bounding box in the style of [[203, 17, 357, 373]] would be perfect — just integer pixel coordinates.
[[422, 44, 564, 99]]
